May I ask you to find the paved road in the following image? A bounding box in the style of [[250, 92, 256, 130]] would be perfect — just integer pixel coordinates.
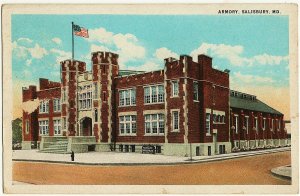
[[13, 151, 291, 185]]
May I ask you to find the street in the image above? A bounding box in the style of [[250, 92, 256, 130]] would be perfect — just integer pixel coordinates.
[[13, 151, 291, 185]]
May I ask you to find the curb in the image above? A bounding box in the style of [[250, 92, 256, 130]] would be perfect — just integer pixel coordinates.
[[12, 147, 291, 166], [271, 165, 292, 180]]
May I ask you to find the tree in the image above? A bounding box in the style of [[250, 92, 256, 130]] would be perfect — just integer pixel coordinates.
[[12, 118, 22, 144]]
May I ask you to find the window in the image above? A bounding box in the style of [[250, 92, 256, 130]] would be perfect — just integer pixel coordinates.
[[206, 113, 210, 134], [254, 117, 258, 132], [39, 100, 49, 113], [213, 114, 217, 123], [271, 119, 274, 130], [119, 89, 136, 106], [263, 118, 266, 130], [25, 120, 29, 134], [222, 115, 225, 123], [172, 111, 179, 131], [279, 119, 281, 130], [94, 109, 98, 122], [234, 115, 238, 134], [144, 114, 164, 135], [62, 117, 66, 129], [144, 85, 164, 104], [245, 116, 249, 134], [103, 91, 107, 102], [62, 88, 66, 102], [93, 82, 98, 99], [171, 81, 179, 97], [276, 119, 278, 130], [79, 85, 92, 110], [119, 115, 136, 135], [193, 82, 199, 101], [53, 119, 61, 135], [53, 98, 61, 112], [39, 120, 49, 135]]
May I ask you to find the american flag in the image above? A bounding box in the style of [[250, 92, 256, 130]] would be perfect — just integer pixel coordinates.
[[73, 24, 89, 38]]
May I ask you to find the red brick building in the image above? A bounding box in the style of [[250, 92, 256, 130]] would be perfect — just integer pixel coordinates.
[[21, 51, 288, 156]]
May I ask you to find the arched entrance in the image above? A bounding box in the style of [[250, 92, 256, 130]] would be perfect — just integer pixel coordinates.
[[80, 117, 93, 136]]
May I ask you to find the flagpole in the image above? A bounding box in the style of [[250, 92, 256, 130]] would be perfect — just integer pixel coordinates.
[[72, 22, 74, 60]]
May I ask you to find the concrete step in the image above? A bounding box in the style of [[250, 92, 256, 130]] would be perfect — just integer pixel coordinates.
[[39, 150, 69, 154], [39, 139, 69, 154]]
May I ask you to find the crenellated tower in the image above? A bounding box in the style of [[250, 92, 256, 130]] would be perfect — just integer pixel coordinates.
[[60, 59, 86, 136], [91, 51, 119, 143]]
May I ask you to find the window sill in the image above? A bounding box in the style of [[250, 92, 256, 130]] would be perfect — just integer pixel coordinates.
[[171, 96, 179, 98], [193, 100, 199, 102], [119, 134, 137, 136], [171, 130, 180, 133], [79, 108, 92, 111], [144, 102, 165, 105], [144, 134, 164, 136], [53, 111, 61, 113], [118, 105, 136, 108], [213, 122, 225, 125], [39, 112, 49, 114], [206, 133, 211, 136]]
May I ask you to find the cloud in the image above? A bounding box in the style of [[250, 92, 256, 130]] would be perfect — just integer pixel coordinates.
[[154, 47, 179, 60], [190, 43, 288, 67], [90, 44, 110, 53], [22, 98, 40, 114], [52, 37, 62, 45], [12, 41, 48, 59], [127, 61, 162, 72], [88, 27, 146, 63], [17, 37, 33, 43], [50, 48, 71, 64], [27, 44, 48, 59], [231, 72, 274, 85], [252, 53, 289, 65]]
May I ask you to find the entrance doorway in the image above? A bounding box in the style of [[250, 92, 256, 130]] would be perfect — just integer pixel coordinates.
[[81, 117, 93, 136]]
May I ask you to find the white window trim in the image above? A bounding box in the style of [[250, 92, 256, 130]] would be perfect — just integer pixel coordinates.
[[144, 113, 165, 136], [206, 112, 211, 135], [263, 117, 266, 130], [39, 100, 49, 114], [79, 84, 92, 110], [38, 119, 49, 136], [53, 118, 61, 135], [119, 115, 137, 136], [234, 114, 239, 134], [25, 120, 30, 134], [119, 88, 136, 107], [245, 116, 249, 134], [144, 85, 164, 104], [53, 98, 61, 113], [171, 109, 180, 132], [254, 117, 258, 131], [171, 80, 179, 98]]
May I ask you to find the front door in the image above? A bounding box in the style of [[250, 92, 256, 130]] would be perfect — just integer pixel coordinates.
[[82, 117, 92, 136]]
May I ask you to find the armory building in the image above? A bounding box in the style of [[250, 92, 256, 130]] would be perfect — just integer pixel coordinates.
[[21, 51, 289, 156]]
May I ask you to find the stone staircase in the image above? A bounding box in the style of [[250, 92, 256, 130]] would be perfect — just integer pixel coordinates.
[[39, 138, 69, 154]]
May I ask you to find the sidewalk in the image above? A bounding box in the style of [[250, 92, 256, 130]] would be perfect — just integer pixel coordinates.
[[12, 147, 291, 165], [271, 165, 292, 180]]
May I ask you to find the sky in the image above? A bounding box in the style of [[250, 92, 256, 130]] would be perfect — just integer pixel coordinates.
[[12, 14, 290, 120]]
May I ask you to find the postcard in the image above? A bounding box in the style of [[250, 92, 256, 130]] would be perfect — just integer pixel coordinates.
[[2, 3, 298, 194]]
